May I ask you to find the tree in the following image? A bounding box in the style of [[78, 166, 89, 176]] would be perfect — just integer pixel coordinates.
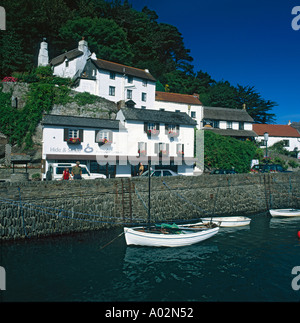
[[59, 17, 134, 65]]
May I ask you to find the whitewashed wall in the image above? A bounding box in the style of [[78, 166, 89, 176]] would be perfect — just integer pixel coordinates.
[[256, 135, 300, 152]]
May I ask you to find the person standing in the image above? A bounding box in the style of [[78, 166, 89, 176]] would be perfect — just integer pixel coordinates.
[[62, 167, 71, 180], [138, 162, 144, 176], [72, 161, 82, 180]]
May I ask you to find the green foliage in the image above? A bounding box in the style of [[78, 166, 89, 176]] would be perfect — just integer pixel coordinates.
[[73, 92, 99, 106], [288, 160, 299, 169], [204, 131, 257, 173], [0, 69, 72, 148]]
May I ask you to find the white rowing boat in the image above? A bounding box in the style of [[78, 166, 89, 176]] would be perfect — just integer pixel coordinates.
[[124, 226, 219, 247], [269, 209, 300, 217], [199, 216, 251, 227]]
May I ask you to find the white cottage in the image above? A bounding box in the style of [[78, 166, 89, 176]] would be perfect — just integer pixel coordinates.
[[41, 107, 197, 178], [201, 106, 257, 140], [41, 114, 122, 178], [50, 39, 156, 110], [253, 124, 300, 153], [116, 107, 197, 176]]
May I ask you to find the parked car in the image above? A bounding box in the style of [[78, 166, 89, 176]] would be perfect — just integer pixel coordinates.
[[210, 169, 237, 175], [44, 163, 106, 180], [141, 169, 178, 177], [250, 164, 291, 173]]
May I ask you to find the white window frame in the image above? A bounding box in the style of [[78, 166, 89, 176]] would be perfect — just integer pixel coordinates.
[[127, 89, 132, 100], [109, 86, 115, 96], [68, 129, 79, 139]]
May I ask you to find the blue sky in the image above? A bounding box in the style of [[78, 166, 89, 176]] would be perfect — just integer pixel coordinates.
[[130, 0, 300, 124]]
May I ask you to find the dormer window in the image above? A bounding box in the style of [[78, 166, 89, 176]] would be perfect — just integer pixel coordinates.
[[144, 122, 160, 136], [166, 124, 179, 137]]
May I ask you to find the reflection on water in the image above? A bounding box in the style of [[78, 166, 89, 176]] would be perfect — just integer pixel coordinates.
[[1, 213, 300, 302]]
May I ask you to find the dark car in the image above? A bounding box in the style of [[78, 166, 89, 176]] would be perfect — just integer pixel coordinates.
[[251, 164, 291, 173], [210, 169, 237, 175]]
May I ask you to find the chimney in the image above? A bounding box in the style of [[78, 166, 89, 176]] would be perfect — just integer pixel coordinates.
[[38, 38, 49, 67], [242, 103, 246, 110], [78, 37, 88, 53], [288, 120, 291, 125], [193, 93, 199, 99]]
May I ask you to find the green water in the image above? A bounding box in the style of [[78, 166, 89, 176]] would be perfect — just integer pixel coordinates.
[[1, 213, 300, 302]]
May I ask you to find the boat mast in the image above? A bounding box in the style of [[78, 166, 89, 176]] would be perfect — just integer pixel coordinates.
[[148, 159, 151, 228]]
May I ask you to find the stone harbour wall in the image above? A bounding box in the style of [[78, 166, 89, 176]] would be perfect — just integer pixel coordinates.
[[0, 172, 299, 241]]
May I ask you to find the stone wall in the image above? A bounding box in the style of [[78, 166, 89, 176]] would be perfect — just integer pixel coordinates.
[[0, 172, 299, 241]]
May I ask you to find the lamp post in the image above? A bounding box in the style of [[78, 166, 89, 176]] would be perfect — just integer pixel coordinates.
[[264, 132, 269, 163]]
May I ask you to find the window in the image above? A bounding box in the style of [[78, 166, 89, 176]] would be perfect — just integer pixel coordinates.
[[283, 140, 290, 147], [227, 121, 232, 129], [95, 130, 112, 144], [191, 111, 196, 118], [144, 122, 160, 136], [177, 143, 184, 156], [68, 129, 79, 139], [213, 120, 220, 128], [127, 75, 133, 83], [154, 142, 169, 156], [166, 124, 179, 137], [142, 79, 147, 87], [109, 86, 115, 96], [110, 71, 115, 80], [141, 106, 146, 109], [239, 122, 244, 130], [175, 110, 181, 113], [127, 89, 132, 100], [163, 171, 172, 176], [203, 119, 213, 127], [64, 128, 83, 142], [142, 92, 147, 102], [152, 171, 162, 177], [65, 60, 69, 67], [138, 142, 147, 155]]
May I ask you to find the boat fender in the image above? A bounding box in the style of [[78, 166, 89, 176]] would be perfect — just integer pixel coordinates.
[[298, 231, 300, 239]]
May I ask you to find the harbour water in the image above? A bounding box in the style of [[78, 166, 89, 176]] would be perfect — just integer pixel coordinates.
[[1, 212, 300, 302]]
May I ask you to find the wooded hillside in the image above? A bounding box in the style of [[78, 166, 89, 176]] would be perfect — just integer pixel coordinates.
[[0, 0, 276, 123]]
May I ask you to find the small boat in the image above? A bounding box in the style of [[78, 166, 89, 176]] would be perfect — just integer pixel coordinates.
[[124, 161, 219, 247], [199, 216, 251, 227], [269, 209, 300, 217], [124, 225, 219, 248]]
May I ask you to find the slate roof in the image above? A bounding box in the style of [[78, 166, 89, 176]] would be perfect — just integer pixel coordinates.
[[291, 122, 300, 132], [91, 59, 156, 82], [204, 128, 257, 137], [253, 124, 300, 137], [203, 107, 254, 123], [42, 114, 120, 129], [155, 91, 202, 105], [50, 49, 83, 66], [120, 107, 197, 126]]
